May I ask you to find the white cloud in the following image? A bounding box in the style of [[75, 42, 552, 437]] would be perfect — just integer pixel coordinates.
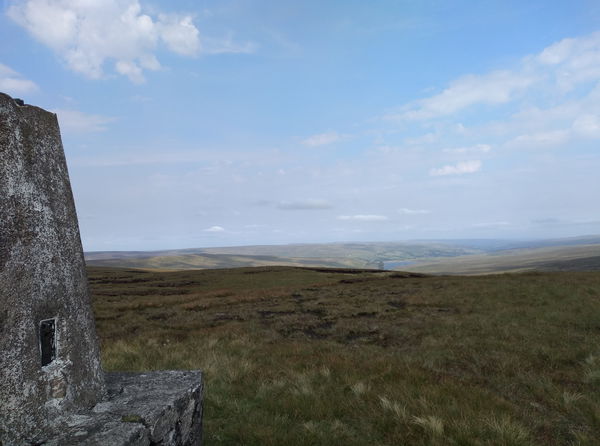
[[7, 0, 250, 83], [430, 160, 482, 176], [0, 63, 38, 94], [508, 130, 570, 148], [404, 132, 438, 145], [383, 32, 600, 160], [536, 31, 600, 91], [114, 60, 146, 84], [202, 33, 257, 55], [204, 225, 225, 232], [8, 0, 166, 82], [277, 199, 333, 210], [337, 214, 389, 221], [505, 114, 600, 148], [157, 14, 200, 56], [398, 208, 430, 215], [572, 114, 600, 138], [496, 83, 600, 148], [394, 71, 535, 121], [387, 31, 600, 123], [52, 109, 115, 133], [53, 109, 115, 133], [443, 144, 491, 154], [302, 131, 344, 147]]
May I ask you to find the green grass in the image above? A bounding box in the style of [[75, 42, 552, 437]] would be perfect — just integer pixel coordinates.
[[89, 266, 600, 445]]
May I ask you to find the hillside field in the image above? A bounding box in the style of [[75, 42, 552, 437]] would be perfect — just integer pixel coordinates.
[[405, 244, 600, 275], [84, 241, 480, 270], [90, 266, 600, 445], [85, 238, 600, 274]]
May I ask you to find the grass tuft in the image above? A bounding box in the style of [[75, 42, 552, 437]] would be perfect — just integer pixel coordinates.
[[485, 415, 531, 445], [379, 396, 408, 420], [413, 415, 444, 437]]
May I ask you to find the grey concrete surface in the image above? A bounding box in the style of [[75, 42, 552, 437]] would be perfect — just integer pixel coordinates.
[[0, 92, 203, 445]]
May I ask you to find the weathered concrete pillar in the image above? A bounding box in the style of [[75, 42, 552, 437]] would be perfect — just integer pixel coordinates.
[[0, 92, 105, 442], [0, 92, 202, 445]]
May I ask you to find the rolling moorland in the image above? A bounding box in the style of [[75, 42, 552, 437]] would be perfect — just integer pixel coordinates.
[[85, 236, 600, 274], [84, 241, 480, 270], [91, 265, 600, 445], [405, 244, 600, 275]]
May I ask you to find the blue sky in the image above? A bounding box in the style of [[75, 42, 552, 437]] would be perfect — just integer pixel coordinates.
[[2, 0, 600, 251]]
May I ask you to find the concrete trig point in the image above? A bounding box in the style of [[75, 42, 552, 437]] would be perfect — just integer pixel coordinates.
[[0, 92, 203, 445]]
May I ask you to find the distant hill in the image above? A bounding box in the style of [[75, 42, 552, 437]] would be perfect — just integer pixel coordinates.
[[429, 235, 600, 251], [403, 243, 600, 274], [85, 241, 480, 270], [84, 236, 600, 273], [84, 252, 371, 270]]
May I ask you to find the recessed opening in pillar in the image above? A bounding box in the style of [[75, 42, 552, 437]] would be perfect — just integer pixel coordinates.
[[40, 318, 56, 367]]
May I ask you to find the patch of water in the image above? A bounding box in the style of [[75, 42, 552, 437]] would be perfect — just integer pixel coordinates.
[[383, 260, 416, 270]]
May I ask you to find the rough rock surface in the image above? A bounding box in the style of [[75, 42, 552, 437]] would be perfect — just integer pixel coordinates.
[[0, 92, 105, 443], [46, 371, 203, 446]]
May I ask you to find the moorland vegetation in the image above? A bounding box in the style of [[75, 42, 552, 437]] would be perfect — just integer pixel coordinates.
[[90, 266, 600, 445]]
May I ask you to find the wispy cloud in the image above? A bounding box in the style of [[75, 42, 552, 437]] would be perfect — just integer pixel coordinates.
[[398, 208, 431, 215], [503, 101, 600, 149], [302, 131, 345, 147], [572, 114, 600, 138], [390, 71, 535, 121], [204, 225, 225, 232], [0, 63, 38, 94], [337, 214, 388, 221], [430, 160, 481, 176], [202, 33, 257, 54], [277, 199, 333, 210], [386, 31, 600, 124], [7, 0, 254, 83], [507, 130, 570, 148], [54, 109, 115, 134], [536, 31, 600, 91], [442, 144, 491, 154]]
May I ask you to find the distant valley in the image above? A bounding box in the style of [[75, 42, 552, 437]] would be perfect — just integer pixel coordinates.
[[85, 235, 600, 274]]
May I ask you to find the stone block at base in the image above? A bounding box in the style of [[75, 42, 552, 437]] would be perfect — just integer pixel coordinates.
[[45, 371, 203, 446]]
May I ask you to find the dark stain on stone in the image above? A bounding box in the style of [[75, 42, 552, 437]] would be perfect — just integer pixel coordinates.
[[0, 309, 7, 334]]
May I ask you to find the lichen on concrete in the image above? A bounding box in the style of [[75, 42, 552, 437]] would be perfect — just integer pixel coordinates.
[[0, 92, 203, 445], [0, 92, 105, 443]]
